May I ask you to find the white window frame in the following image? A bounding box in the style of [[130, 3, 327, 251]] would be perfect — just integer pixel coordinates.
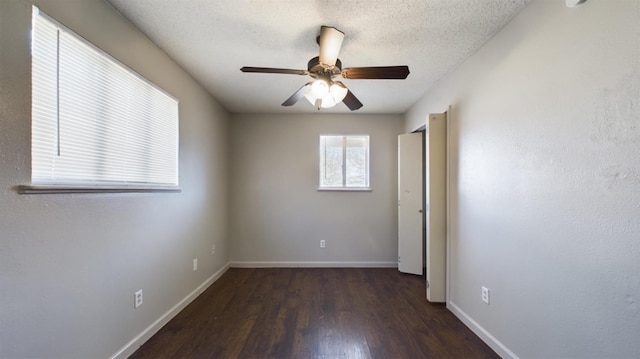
[[22, 7, 179, 194], [318, 135, 371, 191]]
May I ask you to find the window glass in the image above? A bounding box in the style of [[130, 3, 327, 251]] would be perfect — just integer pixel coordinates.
[[319, 135, 369, 189]]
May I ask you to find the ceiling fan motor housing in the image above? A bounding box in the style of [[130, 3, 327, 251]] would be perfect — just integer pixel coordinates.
[[307, 56, 342, 78]]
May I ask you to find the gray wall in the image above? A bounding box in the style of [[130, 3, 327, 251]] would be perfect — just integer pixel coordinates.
[[229, 114, 403, 266], [405, 0, 640, 357], [6, 0, 638, 357], [0, 0, 230, 358]]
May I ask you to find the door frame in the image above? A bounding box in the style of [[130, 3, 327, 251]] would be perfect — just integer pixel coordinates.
[[445, 107, 451, 304], [411, 125, 427, 274]]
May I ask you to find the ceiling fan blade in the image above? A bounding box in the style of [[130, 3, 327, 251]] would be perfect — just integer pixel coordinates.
[[341, 66, 410, 79], [342, 89, 363, 111], [282, 82, 312, 106], [319, 26, 344, 67], [241, 67, 308, 75]]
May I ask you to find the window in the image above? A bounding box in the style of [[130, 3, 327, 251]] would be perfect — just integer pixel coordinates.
[[29, 7, 179, 190], [319, 135, 370, 190]]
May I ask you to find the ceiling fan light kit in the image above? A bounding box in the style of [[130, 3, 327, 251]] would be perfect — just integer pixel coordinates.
[[240, 26, 410, 111], [304, 80, 348, 110]]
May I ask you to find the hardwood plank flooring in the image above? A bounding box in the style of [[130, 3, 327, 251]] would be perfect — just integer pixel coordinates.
[[130, 268, 498, 358]]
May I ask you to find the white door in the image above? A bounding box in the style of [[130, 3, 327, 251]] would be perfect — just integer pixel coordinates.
[[398, 132, 423, 275]]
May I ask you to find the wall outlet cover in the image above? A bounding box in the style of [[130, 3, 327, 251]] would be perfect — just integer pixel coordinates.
[[134, 289, 143, 309], [481, 286, 490, 305]]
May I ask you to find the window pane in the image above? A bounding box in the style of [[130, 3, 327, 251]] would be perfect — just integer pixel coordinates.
[[345, 136, 369, 187], [320, 136, 343, 187], [319, 135, 369, 189]]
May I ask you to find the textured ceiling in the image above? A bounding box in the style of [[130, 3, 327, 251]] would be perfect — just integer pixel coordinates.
[[106, 0, 533, 114]]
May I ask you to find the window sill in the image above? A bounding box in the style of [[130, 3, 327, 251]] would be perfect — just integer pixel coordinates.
[[17, 184, 181, 194], [317, 187, 372, 192]]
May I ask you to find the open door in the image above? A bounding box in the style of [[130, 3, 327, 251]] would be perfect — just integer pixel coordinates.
[[398, 132, 423, 275]]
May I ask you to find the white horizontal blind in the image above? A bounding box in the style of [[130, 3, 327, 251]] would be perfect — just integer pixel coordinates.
[[31, 7, 179, 186], [319, 135, 370, 188]]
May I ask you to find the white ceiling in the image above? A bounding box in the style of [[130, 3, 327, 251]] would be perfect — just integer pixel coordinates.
[[106, 0, 533, 114]]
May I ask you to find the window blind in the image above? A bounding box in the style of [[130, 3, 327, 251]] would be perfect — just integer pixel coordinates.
[[31, 7, 179, 187]]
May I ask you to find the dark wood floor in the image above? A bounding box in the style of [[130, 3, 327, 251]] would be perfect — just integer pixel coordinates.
[[131, 268, 498, 358]]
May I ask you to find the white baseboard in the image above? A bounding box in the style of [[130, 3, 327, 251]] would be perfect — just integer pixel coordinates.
[[447, 301, 519, 359], [229, 261, 398, 268], [110, 262, 231, 359]]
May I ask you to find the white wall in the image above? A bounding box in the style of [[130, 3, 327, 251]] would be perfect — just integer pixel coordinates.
[[229, 114, 403, 267], [406, 0, 640, 357], [0, 1, 230, 358]]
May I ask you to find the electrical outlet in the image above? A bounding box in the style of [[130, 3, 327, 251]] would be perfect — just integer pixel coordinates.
[[134, 289, 143, 309], [482, 286, 490, 305], [211, 244, 216, 254], [320, 240, 326, 248], [193, 258, 198, 271]]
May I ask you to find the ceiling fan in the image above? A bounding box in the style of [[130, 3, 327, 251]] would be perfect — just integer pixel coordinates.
[[240, 26, 410, 111]]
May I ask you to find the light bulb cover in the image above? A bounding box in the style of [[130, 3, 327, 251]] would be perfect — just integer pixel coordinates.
[[305, 80, 348, 109], [329, 82, 348, 102], [320, 95, 336, 108], [311, 80, 329, 97]]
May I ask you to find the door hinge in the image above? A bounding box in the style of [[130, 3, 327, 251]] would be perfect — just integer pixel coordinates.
[[426, 280, 430, 288]]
